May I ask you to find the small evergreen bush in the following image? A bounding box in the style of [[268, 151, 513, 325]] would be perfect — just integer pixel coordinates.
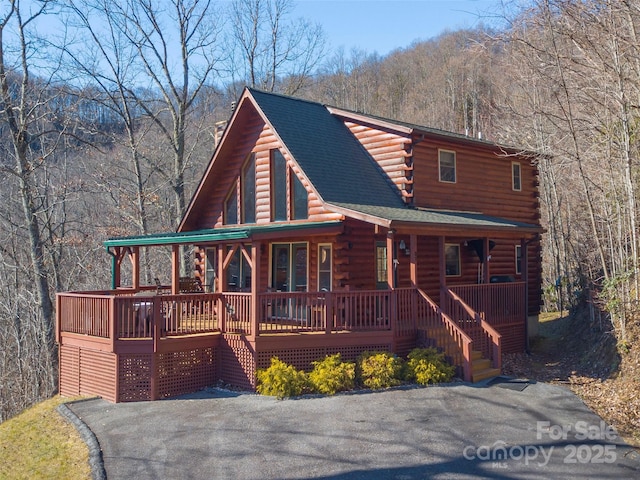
[[308, 353, 355, 395], [404, 347, 455, 385], [357, 351, 403, 389], [256, 357, 308, 399]]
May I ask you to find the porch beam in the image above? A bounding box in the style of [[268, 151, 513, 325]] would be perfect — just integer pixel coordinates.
[[386, 230, 395, 289], [409, 234, 417, 288], [171, 245, 180, 295]]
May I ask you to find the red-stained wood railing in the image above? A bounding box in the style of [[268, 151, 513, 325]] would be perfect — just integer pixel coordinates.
[[58, 293, 113, 338], [415, 289, 473, 382], [222, 292, 252, 334], [443, 288, 502, 370], [258, 291, 328, 333], [448, 282, 526, 328]]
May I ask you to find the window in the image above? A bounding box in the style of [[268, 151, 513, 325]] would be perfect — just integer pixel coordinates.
[[318, 244, 332, 291], [271, 150, 287, 221], [226, 246, 251, 290], [515, 245, 522, 275], [439, 150, 456, 183], [376, 243, 387, 287], [292, 173, 308, 220], [512, 162, 522, 191], [269, 149, 309, 221], [271, 243, 308, 292], [242, 153, 256, 223], [205, 248, 216, 292], [224, 181, 238, 225], [445, 244, 461, 276]]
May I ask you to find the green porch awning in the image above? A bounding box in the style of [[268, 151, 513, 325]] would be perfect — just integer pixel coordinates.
[[104, 221, 344, 248]]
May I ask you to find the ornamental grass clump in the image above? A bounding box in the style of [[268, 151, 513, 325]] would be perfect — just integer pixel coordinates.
[[357, 351, 403, 389], [404, 347, 455, 385], [256, 357, 308, 399], [308, 353, 355, 395]]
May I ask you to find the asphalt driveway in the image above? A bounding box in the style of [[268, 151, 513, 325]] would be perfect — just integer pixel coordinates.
[[67, 380, 640, 479]]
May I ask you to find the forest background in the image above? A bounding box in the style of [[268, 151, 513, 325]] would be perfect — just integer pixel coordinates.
[[1, 0, 638, 427]]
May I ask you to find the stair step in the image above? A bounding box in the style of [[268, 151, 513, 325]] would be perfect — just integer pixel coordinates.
[[472, 367, 501, 383], [472, 358, 491, 372], [471, 350, 483, 360]]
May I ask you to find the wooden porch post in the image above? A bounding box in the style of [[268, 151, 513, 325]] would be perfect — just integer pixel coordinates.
[[483, 237, 491, 284], [522, 238, 529, 352], [112, 247, 122, 289], [250, 242, 260, 340], [409, 234, 417, 288], [171, 245, 180, 295], [386, 230, 395, 290], [131, 246, 140, 291], [218, 247, 225, 293], [438, 236, 446, 302]]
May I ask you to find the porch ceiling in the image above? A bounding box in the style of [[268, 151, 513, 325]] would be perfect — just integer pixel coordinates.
[[326, 202, 543, 237], [104, 221, 344, 248]]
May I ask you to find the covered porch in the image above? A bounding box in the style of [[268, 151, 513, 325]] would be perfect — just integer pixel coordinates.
[[57, 220, 536, 402]]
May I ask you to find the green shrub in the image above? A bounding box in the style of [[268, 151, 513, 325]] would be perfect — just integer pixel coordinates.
[[357, 351, 403, 389], [404, 347, 455, 385], [308, 353, 355, 395], [256, 357, 308, 399]]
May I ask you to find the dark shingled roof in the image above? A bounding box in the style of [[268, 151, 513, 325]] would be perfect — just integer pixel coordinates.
[[249, 88, 405, 209]]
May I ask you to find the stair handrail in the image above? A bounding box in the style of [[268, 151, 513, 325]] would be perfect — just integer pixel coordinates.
[[446, 288, 502, 370], [417, 289, 473, 382]]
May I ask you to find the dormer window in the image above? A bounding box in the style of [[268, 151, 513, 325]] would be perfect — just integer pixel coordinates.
[[439, 150, 456, 183], [270, 149, 308, 221]]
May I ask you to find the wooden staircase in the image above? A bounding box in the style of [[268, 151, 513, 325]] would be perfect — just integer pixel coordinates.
[[470, 349, 501, 383], [419, 326, 500, 383]]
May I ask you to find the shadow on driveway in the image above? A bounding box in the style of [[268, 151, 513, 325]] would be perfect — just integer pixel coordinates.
[[67, 381, 640, 479]]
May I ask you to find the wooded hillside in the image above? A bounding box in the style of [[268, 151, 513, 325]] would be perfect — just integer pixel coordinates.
[[1, 0, 638, 425]]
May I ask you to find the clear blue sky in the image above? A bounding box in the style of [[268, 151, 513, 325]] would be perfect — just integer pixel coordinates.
[[294, 0, 504, 56]]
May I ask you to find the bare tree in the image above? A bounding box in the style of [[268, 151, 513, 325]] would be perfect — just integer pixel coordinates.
[[228, 0, 326, 95]]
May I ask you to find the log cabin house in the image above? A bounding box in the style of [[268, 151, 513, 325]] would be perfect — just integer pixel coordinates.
[[56, 88, 543, 402]]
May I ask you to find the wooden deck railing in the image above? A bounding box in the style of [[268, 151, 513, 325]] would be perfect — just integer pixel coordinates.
[[443, 288, 502, 370], [448, 282, 525, 328], [415, 289, 473, 382]]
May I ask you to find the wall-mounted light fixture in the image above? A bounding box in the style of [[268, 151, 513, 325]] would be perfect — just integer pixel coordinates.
[[398, 240, 410, 255]]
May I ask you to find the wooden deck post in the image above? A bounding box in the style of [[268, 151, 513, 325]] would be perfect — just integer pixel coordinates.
[[386, 230, 395, 290], [171, 245, 180, 295], [438, 236, 446, 303], [131, 246, 140, 291], [325, 290, 333, 334], [409, 234, 417, 288], [250, 242, 260, 340]]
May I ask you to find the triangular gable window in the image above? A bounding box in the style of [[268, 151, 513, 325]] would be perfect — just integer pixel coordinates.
[[224, 153, 256, 225], [271, 149, 308, 221]]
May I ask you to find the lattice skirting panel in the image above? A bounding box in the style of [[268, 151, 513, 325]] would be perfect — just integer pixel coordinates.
[[218, 334, 257, 390], [257, 344, 392, 372], [118, 354, 153, 402], [59, 345, 117, 402], [155, 348, 216, 400]]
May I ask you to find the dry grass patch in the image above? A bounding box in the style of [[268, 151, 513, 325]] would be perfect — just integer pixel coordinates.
[[0, 395, 91, 480]]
